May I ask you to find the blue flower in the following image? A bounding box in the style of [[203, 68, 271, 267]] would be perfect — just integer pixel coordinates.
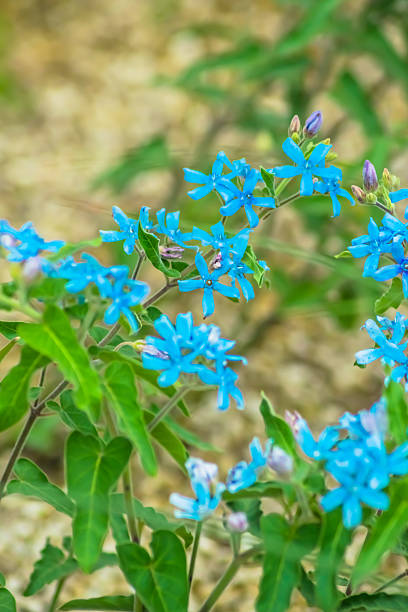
[[57, 254, 128, 296], [0, 221, 64, 262], [183, 152, 234, 201], [103, 276, 149, 332], [349, 217, 393, 277], [100, 205, 154, 254], [286, 411, 338, 460], [226, 437, 272, 493], [389, 189, 408, 204], [219, 169, 275, 228], [170, 458, 225, 521], [226, 232, 255, 301], [142, 313, 246, 409], [156, 208, 193, 247], [314, 168, 354, 217], [272, 137, 337, 197], [178, 251, 240, 318], [374, 241, 408, 296], [355, 317, 407, 367], [192, 220, 250, 255], [381, 212, 408, 243]]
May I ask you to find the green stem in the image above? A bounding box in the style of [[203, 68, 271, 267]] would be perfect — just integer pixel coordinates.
[[147, 387, 191, 432], [0, 294, 41, 321], [198, 558, 241, 612], [122, 466, 139, 544], [275, 177, 293, 197], [188, 521, 202, 586], [47, 575, 66, 612], [374, 568, 408, 593]]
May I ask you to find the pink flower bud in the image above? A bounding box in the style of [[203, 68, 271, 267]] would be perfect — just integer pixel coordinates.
[[227, 512, 248, 532]]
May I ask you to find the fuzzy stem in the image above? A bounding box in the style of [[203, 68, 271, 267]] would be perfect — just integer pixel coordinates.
[[198, 558, 241, 612]]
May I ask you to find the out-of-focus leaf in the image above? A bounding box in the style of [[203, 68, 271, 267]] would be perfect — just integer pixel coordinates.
[[60, 596, 133, 610], [47, 237, 102, 262], [331, 71, 383, 136], [361, 25, 408, 90], [91, 136, 171, 194], [0, 587, 16, 611], [340, 592, 408, 611], [384, 381, 408, 445], [0, 321, 20, 339]]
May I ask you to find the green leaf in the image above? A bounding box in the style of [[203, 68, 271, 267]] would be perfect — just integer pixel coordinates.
[[299, 566, 316, 607], [0, 345, 47, 431], [361, 24, 408, 91], [315, 509, 352, 611], [110, 494, 192, 548], [7, 458, 74, 516], [0, 575, 4, 588], [110, 512, 130, 546], [28, 278, 67, 302], [66, 432, 132, 572], [0, 321, 20, 339], [144, 409, 188, 470], [47, 237, 102, 262], [335, 250, 353, 259], [259, 394, 300, 464], [242, 244, 268, 288], [18, 305, 102, 420], [352, 477, 408, 587], [162, 417, 222, 452], [0, 338, 17, 364], [339, 592, 408, 611], [117, 531, 188, 612], [331, 71, 383, 137], [375, 278, 403, 315], [92, 136, 171, 194], [24, 539, 77, 596], [60, 596, 133, 611], [57, 390, 99, 438], [260, 167, 275, 197], [256, 514, 319, 612], [0, 588, 16, 612], [138, 223, 180, 278], [96, 348, 189, 416], [385, 381, 408, 445], [104, 362, 157, 476]]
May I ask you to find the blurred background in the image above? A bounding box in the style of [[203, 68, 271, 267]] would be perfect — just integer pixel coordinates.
[[1, 0, 408, 610]]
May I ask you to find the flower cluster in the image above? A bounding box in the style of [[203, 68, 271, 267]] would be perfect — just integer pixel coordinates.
[[355, 314, 408, 389], [288, 400, 408, 528], [141, 312, 246, 410], [170, 437, 292, 523], [0, 220, 65, 263]]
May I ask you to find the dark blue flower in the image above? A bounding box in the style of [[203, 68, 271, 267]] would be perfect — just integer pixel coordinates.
[[348, 217, 393, 277], [156, 208, 193, 247], [170, 458, 225, 521], [314, 168, 354, 217], [178, 252, 240, 318], [103, 276, 149, 332], [219, 169, 275, 228], [273, 137, 337, 197], [100, 205, 154, 254], [183, 152, 234, 201]]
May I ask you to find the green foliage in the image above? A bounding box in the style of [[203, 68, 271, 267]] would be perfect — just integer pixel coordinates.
[[24, 539, 77, 596], [117, 531, 189, 612], [339, 593, 408, 611], [315, 509, 352, 611], [0, 345, 47, 431], [7, 457, 74, 516], [352, 478, 408, 588], [144, 409, 188, 470], [259, 394, 301, 466], [57, 390, 99, 438], [374, 278, 403, 315], [256, 514, 319, 612], [385, 381, 408, 446], [0, 587, 16, 612], [66, 432, 132, 572], [18, 305, 101, 420], [104, 362, 157, 475], [60, 596, 133, 611], [138, 223, 180, 278]]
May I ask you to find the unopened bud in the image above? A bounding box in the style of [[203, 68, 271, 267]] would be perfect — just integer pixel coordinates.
[[325, 152, 338, 162], [291, 132, 300, 144], [267, 446, 293, 476], [366, 192, 377, 204], [0, 234, 17, 250], [22, 256, 43, 283], [288, 114, 301, 137], [227, 512, 248, 532], [211, 252, 223, 270], [351, 185, 366, 203], [382, 168, 392, 190], [303, 111, 322, 138], [134, 340, 169, 360], [159, 245, 184, 260], [363, 160, 378, 192]]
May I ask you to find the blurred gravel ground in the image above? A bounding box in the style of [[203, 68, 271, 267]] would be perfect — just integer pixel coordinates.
[[0, 1, 405, 610]]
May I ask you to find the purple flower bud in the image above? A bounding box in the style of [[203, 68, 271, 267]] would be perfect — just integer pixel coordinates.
[[288, 114, 301, 137], [227, 512, 248, 532], [303, 111, 322, 138], [159, 245, 184, 260], [0, 234, 17, 249], [363, 160, 378, 192], [22, 256, 44, 282], [186, 457, 218, 484], [211, 252, 223, 270], [351, 185, 366, 203], [267, 446, 293, 475], [135, 340, 170, 360]]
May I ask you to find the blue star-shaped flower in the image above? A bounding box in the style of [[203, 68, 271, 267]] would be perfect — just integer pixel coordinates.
[[348, 217, 393, 277], [226, 437, 272, 493], [183, 152, 234, 201], [178, 251, 240, 318], [226, 232, 255, 302], [155, 208, 193, 247], [192, 220, 250, 255], [381, 212, 408, 243], [100, 205, 154, 254], [273, 137, 337, 197], [355, 317, 407, 367], [1, 221, 64, 262], [374, 241, 408, 297], [103, 276, 149, 332], [58, 254, 128, 296], [219, 170, 275, 228], [389, 188, 408, 204], [314, 168, 354, 217], [286, 411, 338, 460]]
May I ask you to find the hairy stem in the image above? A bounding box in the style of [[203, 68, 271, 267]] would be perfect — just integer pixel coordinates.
[[198, 558, 241, 612]]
